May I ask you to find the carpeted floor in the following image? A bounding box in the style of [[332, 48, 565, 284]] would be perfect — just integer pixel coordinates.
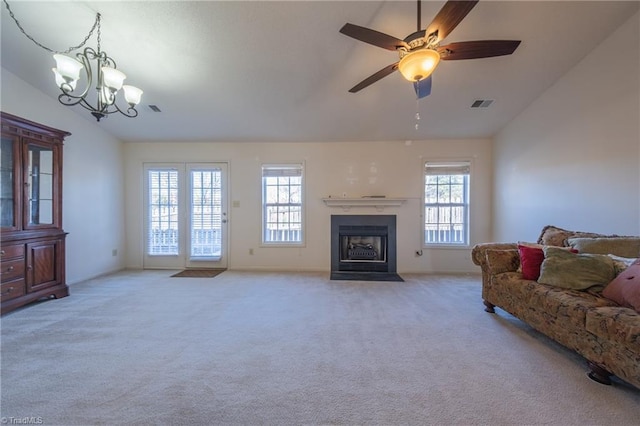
[[171, 268, 226, 278], [1, 270, 639, 425]]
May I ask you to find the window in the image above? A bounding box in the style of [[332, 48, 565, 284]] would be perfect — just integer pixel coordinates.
[[262, 164, 303, 244], [147, 168, 179, 255], [424, 161, 470, 246]]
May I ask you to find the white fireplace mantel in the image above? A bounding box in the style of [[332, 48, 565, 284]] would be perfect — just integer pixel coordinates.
[[322, 197, 407, 211]]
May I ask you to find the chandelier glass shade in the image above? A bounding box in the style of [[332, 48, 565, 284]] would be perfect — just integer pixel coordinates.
[[53, 48, 143, 121], [398, 48, 441, 82]]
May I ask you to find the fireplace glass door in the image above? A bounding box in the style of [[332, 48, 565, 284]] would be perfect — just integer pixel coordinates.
[[340, 235, 387, 263]]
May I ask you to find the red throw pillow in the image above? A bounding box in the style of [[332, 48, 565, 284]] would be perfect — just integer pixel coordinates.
[[518, 243, 578, 281], [518, 244, 546, 280], [603, 259, 640, 312]]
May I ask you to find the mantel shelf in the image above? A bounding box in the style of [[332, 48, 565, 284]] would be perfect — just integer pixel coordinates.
[[322, 197, 407, 211]]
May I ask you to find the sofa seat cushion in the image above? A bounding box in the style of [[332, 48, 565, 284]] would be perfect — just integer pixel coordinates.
[[586, 306, 640, 353], [490, 273, 615, 329], [528, 284, 617, 329]]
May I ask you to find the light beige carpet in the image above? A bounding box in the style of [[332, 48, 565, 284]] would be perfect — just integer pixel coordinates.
[[1, 270, 639, 425]]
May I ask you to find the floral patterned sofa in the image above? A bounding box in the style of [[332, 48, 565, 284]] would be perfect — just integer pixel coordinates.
[[472, 225, 640, 389]]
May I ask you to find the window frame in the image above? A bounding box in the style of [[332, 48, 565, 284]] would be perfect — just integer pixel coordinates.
[[422, 160, 471, 248], [261, 163, 305, 246]]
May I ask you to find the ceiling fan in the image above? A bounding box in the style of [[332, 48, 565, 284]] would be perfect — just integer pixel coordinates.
[[340, 0, 521, 98]]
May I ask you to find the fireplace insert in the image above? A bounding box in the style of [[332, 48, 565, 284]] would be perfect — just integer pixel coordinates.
[[330, 215, 402, 281]]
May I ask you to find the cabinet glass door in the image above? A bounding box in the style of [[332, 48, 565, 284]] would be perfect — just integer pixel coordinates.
[[26, 144, 55, 226], [0, 135, 19, 230]]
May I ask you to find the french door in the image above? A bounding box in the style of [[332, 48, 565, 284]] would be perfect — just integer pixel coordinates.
[[143, 163, 228, 269]]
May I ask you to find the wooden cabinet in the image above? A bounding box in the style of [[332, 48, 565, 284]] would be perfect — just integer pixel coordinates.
[[1, 112, 69, 314]]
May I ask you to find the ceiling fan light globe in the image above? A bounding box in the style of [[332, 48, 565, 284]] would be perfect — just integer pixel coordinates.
[[398, 49, 441, 82]]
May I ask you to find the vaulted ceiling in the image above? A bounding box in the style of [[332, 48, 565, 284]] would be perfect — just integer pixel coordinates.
[[1, 1, 638, 142]]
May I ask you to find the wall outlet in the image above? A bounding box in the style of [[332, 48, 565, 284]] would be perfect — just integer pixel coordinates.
[[249, 248, 254, 255], [112, 249, 118, 257], [342, 192, 347, 198]]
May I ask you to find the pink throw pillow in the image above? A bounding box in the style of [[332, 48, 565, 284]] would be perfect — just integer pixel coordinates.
[[603, 259, 640, 312]]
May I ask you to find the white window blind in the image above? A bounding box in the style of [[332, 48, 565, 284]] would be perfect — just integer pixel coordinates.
[[262, 164, 303, 244], [190, 169, 223, 259], [148, 169, 179, 255], [424, 161, 470, 245]]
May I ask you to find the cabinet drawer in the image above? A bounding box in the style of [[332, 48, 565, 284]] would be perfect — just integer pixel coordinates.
[[0, 279, 25, 302], [1, 244, 24, 260], [0, 258, 25, 282]]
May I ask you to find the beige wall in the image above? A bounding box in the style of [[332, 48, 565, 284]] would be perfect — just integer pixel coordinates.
[[124, 139, 492, 273], [1, 68, 127, 284], [493, 12, 640, 242]]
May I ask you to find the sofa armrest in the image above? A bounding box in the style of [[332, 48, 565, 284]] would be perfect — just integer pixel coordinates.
[[472, 243, 518, 294], [485, 249, 520, 275], [472, 242, 518, 267]]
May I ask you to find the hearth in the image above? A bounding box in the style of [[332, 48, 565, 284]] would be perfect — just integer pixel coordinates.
[[330, 215, 402, 281]]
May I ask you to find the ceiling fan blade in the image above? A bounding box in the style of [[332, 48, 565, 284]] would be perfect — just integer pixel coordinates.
[[424, 0, 479, 43], [348, 62, 399, 93], [340, 23, 408, 51], [413, 75, 432, 99], [437, 40, 521, 60]]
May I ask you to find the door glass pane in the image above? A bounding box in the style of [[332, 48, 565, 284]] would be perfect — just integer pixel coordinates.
[[190, 169, 222, 259], [28, 145, 54, 225], [148, 169, 179, 255], [0, 137, 14, 227]]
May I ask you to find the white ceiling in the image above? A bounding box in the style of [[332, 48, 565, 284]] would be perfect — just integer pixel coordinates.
[[1, 1, 638, 143]]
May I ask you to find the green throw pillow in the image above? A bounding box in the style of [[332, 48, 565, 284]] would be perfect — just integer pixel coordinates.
[[538, 246, 616, 290]]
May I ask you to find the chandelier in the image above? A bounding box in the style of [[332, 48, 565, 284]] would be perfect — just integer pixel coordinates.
[[4, 1, 143, 121]]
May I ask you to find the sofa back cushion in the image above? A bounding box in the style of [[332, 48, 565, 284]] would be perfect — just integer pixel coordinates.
[[537, 225, 605, 247], [538, 246, 616, 290], [568, 237, 640, 258]]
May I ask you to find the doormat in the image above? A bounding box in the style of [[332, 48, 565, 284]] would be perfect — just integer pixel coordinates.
[[330, 272, 404, 282], [171, 269, 226, 278]]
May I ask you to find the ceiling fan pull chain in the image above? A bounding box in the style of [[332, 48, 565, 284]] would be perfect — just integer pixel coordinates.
[[414, 79, 421, 131], [2, 0, 100, 54]]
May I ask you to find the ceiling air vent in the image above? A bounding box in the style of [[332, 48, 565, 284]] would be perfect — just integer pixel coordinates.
[[471, 99, 494, 108], [148, 105, 162, 112]]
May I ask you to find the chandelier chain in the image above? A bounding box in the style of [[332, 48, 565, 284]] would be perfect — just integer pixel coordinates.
[[2, 0, 100, 54]]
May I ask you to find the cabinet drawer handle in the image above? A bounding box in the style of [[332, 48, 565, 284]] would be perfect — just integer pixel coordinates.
[[1, 287, 14, 296], [7, 266, 14, 272], [0, 250, 5, 255]]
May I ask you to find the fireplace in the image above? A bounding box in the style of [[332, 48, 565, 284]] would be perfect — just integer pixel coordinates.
[[330, 215, 402, 281]]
